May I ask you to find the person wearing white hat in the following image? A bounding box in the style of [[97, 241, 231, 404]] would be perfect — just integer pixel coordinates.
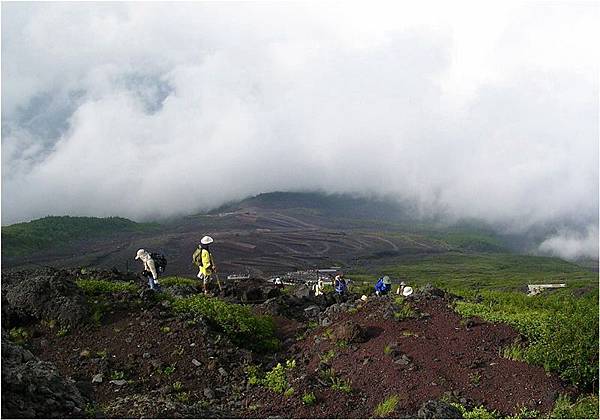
[[192, 236, 216, 295], [135, 248, 161, 291], [396, 281, 413, 296]]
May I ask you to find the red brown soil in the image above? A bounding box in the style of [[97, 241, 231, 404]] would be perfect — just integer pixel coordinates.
[[29, 303, 249, 418], [25, 293, 570, 418], [242, 296, 568, 418]]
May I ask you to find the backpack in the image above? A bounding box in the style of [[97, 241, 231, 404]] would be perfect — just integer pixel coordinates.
[[150, 252, 167, 273]]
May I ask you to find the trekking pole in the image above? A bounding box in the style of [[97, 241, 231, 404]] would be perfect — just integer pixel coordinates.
[[215, 271, 223, 292]]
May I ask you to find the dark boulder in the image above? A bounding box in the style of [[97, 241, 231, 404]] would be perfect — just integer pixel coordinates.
[[331, 320, 366, 344], [417, 400, 463, 419], [4, 270, 89, 327], [293, 285, 312, 299], [418, 283, 446, 298], [1, 331, 87, 418]]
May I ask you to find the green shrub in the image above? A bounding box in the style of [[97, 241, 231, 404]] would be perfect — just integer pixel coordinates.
[[245, 364, 262, 386], [319, 349, 336, 364], [56, 326, 69, 337], [253, 359, 296, 394], [551, 394, 599, 419], [176, 392, 189, 402], [163, 366, 175, 376], [450, 403, 498, 419], [172, 295, 279, 351], [263, 363, 289, 393], [111, 371, 125, 380], [76, 279, 137, 295], [9, 327, 30, 345], [302, 392, 317, 405], [330, 377, 352, 393], [374, 395, 399, 417], [508, 405, 539, 419], [468, 372, 481, 386], [172, 381, 184, 392]]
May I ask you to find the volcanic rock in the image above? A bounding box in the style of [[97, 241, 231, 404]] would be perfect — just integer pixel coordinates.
[[331, 320, 366, 343], [417, 399, 463, 419], [1, 331, 87, 418], [4, 270, 89, 327]]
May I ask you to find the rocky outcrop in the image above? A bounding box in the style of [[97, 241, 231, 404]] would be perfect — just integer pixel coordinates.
[[1, 331, 87, 418], [417, 399, 463, 419], [4, 270, 89, 327], [331, 320, 366, 343]]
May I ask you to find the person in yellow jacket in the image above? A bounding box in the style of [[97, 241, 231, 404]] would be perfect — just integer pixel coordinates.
[[192, 235, 216, 295]]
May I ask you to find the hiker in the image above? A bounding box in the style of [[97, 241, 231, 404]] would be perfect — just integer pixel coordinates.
[[396, 281, 406, 295], [334, 273, 348, 295], [396, 281, 414, 296], [313, 277, 325, 296], [374, 275, 392, 296], [135, 249, 162, 291], [192, 236, 217, 295]]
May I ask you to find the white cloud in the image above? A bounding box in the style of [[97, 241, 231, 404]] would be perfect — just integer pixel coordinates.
[[539, 226, 599, 260], [1, 2, 598, 260]]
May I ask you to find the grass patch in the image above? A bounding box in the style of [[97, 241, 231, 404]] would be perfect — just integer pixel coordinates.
[[501, 341, 526, 362], [374, 395, 399, 417], [172, 294, 279, 351], [76, 279, 138, 295], [551, 394, 599, 419]]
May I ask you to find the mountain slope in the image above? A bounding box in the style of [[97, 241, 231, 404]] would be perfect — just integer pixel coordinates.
[[1, 216, 158, 258]]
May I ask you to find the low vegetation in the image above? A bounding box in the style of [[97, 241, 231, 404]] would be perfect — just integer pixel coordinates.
[[302, 392, 317, 405], [246, 359, 296, 395], [550, 394, 599, 419], [76, 279, 138, 295], [450, 403, 498, 419], [172, 295, 279, 351], [374, 395, 399, 417]]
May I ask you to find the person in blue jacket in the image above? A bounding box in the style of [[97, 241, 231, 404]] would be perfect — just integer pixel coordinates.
[[375, 275, 392, 296], [334, 273, 348, 295]]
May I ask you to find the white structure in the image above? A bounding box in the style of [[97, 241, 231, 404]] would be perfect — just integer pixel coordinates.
[[527, 283, 566, 296]]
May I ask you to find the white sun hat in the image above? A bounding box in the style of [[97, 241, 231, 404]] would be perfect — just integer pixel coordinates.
[[135, 249, 145, 259], [200, 236, 214, 245], [402, 286, 414, 296]]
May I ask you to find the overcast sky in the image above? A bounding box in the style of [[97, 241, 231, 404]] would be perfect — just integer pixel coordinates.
[[1, 2, 598, 259]]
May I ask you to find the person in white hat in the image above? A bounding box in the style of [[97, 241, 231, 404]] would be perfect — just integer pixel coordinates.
[[192, 236, 217, 295], [135, 248, 161, 291]]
